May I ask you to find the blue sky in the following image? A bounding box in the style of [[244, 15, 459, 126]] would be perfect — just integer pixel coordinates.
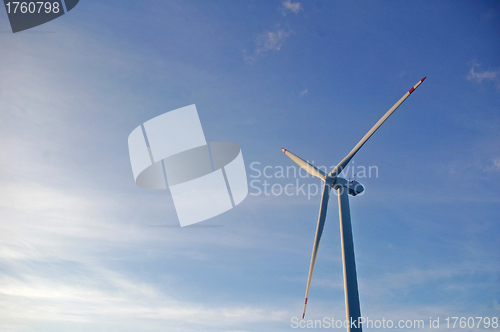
[[0, 1, 499, 331]]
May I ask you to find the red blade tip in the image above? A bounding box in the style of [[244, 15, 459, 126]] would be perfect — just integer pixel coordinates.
[[302, 313, 305, 319], [281, 148, 287, 153], [421, 76, 426, 82]]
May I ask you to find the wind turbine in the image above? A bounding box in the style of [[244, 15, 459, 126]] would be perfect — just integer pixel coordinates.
[[282, 77, 426, 331]]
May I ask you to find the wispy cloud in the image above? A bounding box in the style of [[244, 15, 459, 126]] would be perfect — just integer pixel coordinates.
[[300, 88, 308, 97], [0, 179, 296, 331], [357, 260, 500, 312], [242, 1, 299, 63], [281, 0, 303, 15], [255, 29, 291, 54], [488, 157, 500, 171], [0, 28, 303, 331], [243, 29, 292, 63], [467, 61, 500, 88], [0, 266, 292, 331]]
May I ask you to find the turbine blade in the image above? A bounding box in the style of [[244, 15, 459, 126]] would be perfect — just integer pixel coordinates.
[[302, 182, 331, 319], [282, 148, 326, 181], [328, 77, 426, 179]]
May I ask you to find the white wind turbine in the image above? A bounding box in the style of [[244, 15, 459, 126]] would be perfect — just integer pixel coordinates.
[[282, 77, 426, 331]]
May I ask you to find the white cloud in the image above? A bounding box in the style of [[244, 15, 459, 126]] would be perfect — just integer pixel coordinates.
[[243, 2, 299, 63], [0, 179, 296, 331], [255, 29, 291, 54], [300, 88, 308, 96], [467, 61, 500, 87], [0, 266, 292, 331], [489, 157, 500, 171], [281, 0, 303, 15], [494, 158, 500, 169], [244, 29, 292, 63], [0, 29, 300, 325]]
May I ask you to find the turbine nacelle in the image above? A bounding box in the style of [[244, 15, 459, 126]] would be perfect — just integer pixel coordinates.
[[333, 177, 364, 196]]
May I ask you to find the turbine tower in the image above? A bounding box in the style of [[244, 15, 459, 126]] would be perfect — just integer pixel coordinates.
[[282, 77, 426, 331]]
